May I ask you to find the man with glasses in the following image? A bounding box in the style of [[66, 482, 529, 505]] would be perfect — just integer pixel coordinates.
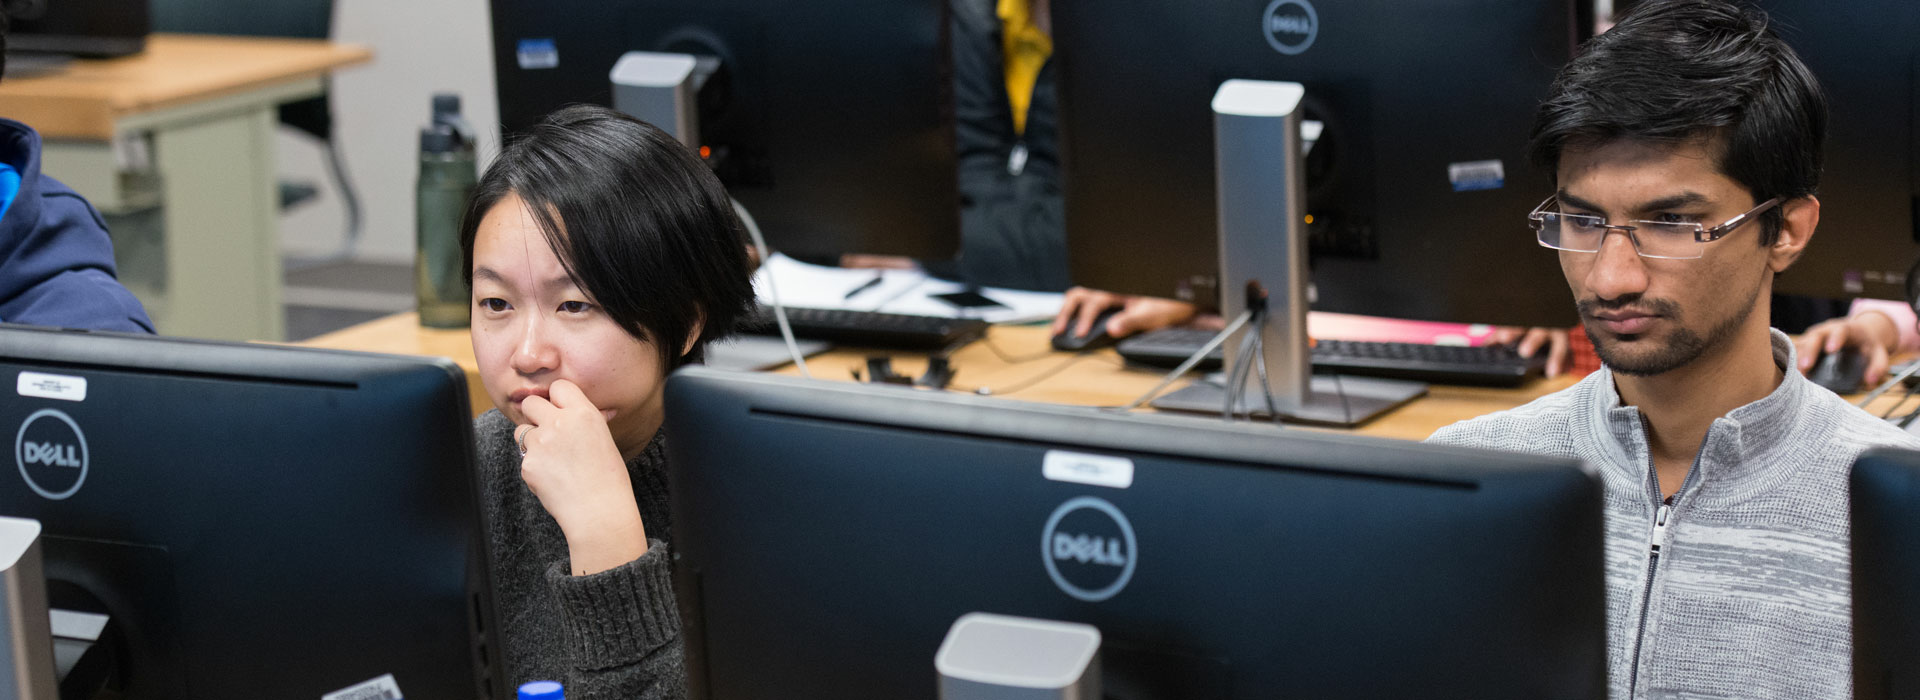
[[1430, 1, 1920, 697]]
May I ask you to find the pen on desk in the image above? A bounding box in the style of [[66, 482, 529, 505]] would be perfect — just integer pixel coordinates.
[[867, 275, 928, 311], [843, 274, 884, 299]]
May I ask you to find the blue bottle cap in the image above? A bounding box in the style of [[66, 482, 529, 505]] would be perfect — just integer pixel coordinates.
[[517, 680, 564, 700]]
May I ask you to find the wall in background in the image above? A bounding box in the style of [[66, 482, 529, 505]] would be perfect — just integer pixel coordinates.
[[279, 0, 503, 263]]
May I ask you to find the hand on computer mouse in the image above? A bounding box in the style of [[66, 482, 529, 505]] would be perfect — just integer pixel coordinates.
[[1051, 306, 1125, 352], [1050, 287, 1201, 343], [1797, 314, 1896, 386], [1491, 326, 1573, 378], [1806, 347, 1872, 395]]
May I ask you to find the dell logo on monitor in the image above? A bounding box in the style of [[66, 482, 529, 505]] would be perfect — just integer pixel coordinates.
[[14, 408, 89, 500], [1053, 533, 1127, 567], [22, 442, 79, 468], [1041, 496, 1138, 602], [1271, 15, 1311, 35], [1263, 0, 1319, 55]]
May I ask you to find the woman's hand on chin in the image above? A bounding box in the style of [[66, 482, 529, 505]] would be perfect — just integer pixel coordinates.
[[514, 379, 650, 575]]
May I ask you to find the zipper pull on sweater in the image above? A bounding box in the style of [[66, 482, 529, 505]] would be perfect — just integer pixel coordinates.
[[1650, 503, 1673, 555]]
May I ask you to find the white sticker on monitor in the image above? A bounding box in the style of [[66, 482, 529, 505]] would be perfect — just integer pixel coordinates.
[[322, 673, 403, 700], [17, 372, 85, 402], [1043, 451, 1134, 489], [1447, 159, 1506, 192]]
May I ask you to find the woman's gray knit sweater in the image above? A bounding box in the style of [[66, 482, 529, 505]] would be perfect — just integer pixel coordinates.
[[473, 409, 684, 700]]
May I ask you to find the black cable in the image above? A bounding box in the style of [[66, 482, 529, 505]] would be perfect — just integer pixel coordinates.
[[1252, 329, 1280, 421], [1221, 331, 1245, 420], [1896, 401, 1920, 429], [1223, 325, 1260, 421], [1856, 360, 1920, 408], [936, 333, 987, 359], [1878, 379, 1918, 420], [957, 353, 1100, 397], [1114, 310, 1257, 413], [1881, 390, 1918, 421], [1883, 391, 1917, 422], [977, 333, 1054, 364], [1325, 369, 1355, 426]]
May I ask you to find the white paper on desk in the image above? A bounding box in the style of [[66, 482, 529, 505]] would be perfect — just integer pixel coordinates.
[[753, 253, 1064, 324], [751, 253, 927, 309], [875, 278, 1065, 323]]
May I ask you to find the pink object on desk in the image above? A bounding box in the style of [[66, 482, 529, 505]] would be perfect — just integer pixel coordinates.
[[1306, 312, 1500, 346]]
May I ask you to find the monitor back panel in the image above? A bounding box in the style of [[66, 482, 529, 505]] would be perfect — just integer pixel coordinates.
[[0, 328, 498, 700], [1753, 0, 1920, 302], [1053, 0, 1579, 326], [489, 0, 960, 260], [664, 368, 1606, 699], [1851, 447, 1920, 700]]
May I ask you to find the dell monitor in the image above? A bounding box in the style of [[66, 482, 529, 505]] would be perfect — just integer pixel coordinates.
[[1747, 0, 1920, 302], [488, 0, 960, 261], [0, 326, 502, 699], [1850, 446, 1920, 699], [1051, 0, 1583, 327], [662, 367, 1607, 698]]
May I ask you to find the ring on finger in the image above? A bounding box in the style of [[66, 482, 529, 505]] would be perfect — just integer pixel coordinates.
[[515, 426, 535, 456]]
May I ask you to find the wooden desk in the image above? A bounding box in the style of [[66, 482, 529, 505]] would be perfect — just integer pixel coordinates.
[[298, 312, 1583, 440], [0, 34, 373, 342], [761, 324, 1582, 441]]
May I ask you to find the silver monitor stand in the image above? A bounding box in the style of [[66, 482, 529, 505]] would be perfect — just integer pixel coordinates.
[[610, 50, 720, 149], [1153, 80, 1425, 427], [0, 516, 57, 699]]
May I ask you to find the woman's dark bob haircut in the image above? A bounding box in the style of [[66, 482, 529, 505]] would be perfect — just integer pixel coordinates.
[[460, 104, 755, 369], [1528, 0, 1827, 246]]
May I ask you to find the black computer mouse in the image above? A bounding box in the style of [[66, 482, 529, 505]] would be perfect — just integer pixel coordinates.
[[1807, 347, 1870, 394], [1051, 306, 1124, 352]]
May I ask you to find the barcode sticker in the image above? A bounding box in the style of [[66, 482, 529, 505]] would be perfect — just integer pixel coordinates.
[[17, 372, 85, 402], [322, 674, 403, 700], [1043, 450, 1135, 489]]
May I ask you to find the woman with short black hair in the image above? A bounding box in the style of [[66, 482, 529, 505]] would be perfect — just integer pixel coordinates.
[[459, 104, 755, 699]]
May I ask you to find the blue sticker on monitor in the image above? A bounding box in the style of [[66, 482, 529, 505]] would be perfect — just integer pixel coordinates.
[[1447, 159, 1505, 192], [517, 38, 559, 70]]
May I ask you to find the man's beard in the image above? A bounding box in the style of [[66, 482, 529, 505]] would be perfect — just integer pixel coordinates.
[[1579, 291, 1757, 377]]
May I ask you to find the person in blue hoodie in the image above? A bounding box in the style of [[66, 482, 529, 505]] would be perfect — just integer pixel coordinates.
[[0, 12, 154, 334]]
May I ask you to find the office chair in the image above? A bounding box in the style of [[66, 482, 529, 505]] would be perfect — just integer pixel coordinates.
[[149, 0, 364, 264]]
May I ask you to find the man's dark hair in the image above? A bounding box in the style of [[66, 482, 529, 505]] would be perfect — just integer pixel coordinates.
[[460, 104, 755, 369], [1528, 0, 1827, 245]]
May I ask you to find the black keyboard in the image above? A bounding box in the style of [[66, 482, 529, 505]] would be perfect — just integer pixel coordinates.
[[1116, 328, 1545, 387], [738, 306, 989, 350]]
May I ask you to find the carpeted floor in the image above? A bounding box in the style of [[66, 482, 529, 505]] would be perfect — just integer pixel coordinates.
[[282, 260, 415, 341]]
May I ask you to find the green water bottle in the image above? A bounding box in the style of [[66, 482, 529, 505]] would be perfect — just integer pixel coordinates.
[[416, 93, 478, 328]]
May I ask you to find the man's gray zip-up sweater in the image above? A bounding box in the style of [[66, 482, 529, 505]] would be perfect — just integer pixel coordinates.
[[1430, 330, 1920, 699]]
